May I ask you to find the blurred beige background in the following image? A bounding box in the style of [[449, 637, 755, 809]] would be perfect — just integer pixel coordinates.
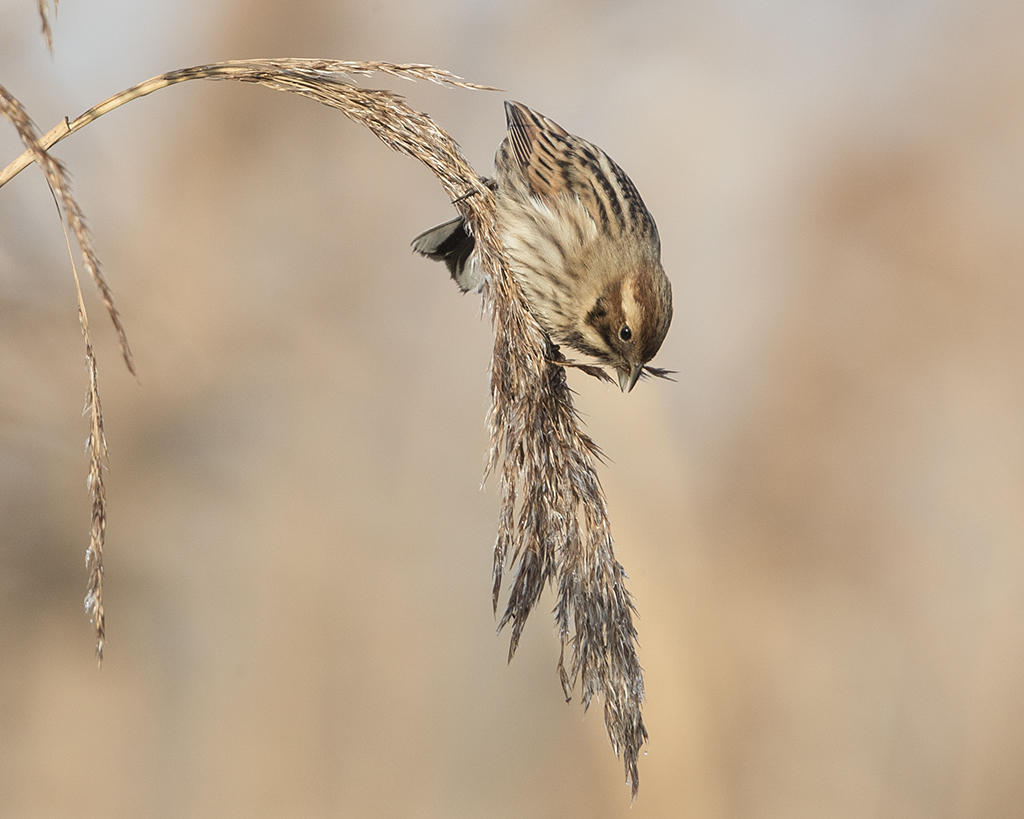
[[2, 1, 1023, 816]]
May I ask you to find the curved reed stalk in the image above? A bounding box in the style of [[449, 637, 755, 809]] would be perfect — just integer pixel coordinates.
[[0, 59, 648, 796]]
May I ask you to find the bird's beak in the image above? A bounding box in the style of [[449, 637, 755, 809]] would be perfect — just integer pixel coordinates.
[[618, 363, 644, 393]]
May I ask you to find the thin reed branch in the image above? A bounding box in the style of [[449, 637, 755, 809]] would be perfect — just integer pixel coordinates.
[[56, 199, 109, 664], [0, 83, 112, 659], [0, 59, 648, 795], [37, 0, 57, 51], [0, 84, 134, 374], [0, 60, 495, 189]]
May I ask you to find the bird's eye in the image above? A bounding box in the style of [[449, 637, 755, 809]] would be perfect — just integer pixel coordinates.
[[619, 325, 632, 342]]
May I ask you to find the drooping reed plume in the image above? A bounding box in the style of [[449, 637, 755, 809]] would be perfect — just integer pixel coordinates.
[[36, 0, 56, 51], [0, 58, 650, 796], [0, 84, 134, 662]]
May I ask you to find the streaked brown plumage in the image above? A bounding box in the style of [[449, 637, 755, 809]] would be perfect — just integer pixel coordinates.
[[413, 101, 672, 391]]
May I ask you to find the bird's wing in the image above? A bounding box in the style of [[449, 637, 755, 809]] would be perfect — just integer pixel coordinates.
[[500, 100, 651, 239]]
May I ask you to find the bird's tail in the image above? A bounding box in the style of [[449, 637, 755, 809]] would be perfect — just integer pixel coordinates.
[[411, 215, 481, 292]]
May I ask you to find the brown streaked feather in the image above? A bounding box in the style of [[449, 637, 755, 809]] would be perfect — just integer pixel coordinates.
[[502, 100, 571, 199], [499, 101, 656, 243], [504, 102, 568, 167]]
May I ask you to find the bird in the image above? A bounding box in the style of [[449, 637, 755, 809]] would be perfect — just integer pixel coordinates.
[[412, 101, 672, 393]]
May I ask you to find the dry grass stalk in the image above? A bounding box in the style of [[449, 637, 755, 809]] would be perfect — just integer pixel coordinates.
[[81, 336, 108, 663], [63, 224, 109, 664], [0, 59, 648, 795], [37, 0, 57, 51], [0, 60, 495, 189], [0, 88, 135, 374], [0, 83, 112, 660]]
